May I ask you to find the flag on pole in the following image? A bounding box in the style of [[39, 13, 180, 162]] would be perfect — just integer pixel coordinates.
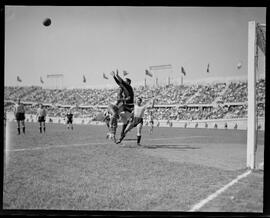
[[83, 75, 86, 83], [40, 77, 44, 84], [123, 70, 128, 76], [206, 63, 210, 73], [181, 66, 186, 76], [145, 69, 153, 77], [103, 73, 108, 80], [17, 76, 22, 82]]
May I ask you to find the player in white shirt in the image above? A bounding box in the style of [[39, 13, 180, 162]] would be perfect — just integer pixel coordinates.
[[116, 97, 155, 145], [14, 98, 26, 135], [36, 104, 47, 133]]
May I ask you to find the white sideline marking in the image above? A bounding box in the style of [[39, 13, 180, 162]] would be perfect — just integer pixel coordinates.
[[189, 170, 252, 212], [6, 141, 111, 152], [6, 135, 205, 152]]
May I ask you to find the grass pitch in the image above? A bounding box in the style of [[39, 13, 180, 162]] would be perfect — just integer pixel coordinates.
[[3, 121, 264, 212]]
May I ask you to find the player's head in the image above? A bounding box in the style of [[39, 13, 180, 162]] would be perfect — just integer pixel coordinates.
[[17, 98, 21, 104], [125, 78, 131, 85], [136, 97, 142, 106], [39, 103, 43, 108]]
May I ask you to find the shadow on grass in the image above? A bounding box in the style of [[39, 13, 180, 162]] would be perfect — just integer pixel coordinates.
[[123, 138, 137, 141], [142, 144, 200, 150], [119, 142, 200, 150]]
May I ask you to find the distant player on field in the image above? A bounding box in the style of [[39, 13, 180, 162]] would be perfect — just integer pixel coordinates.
[[14, 98, 26, 135], [116, 97, 155, 145], [36, 103, 47, 133], [66, 109, 74, 130]]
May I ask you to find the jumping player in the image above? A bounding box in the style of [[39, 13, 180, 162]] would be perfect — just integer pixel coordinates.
[[66, 109, 74, 130], [116, 97, 155, 145], [110, 70, 134, 139], [36, 103, 47, 133], [14, 98, 26, 135]]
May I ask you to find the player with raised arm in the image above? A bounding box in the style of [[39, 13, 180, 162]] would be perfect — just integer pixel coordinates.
[[116, 97, 155, 145], [110, 70, 134, 139], [14, 98, 26, 135]]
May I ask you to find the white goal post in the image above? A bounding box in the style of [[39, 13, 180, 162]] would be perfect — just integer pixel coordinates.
[[247, 21, 265, 169]]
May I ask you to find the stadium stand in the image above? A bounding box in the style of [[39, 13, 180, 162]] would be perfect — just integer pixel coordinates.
[[4, 78, 265, 123]]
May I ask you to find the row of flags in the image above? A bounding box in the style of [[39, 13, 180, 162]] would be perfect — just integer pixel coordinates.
[[146, 64, 212, 78], [16, 62, 243, 84], [84, 70, 128, 82], [17, 76, 44, 83]]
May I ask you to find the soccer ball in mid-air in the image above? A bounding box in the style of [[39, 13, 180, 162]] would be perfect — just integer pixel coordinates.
[[43, 18, 51, 27], [237, 62, 242, 69]]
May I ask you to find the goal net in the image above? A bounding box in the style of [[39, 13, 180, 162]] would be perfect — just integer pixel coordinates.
[[247, 21, 265, 169]]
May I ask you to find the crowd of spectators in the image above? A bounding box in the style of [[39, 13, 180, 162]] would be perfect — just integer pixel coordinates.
[[4, 79, 265, 121], [188, 83, 227, 104], [220, 81, 248, 103]]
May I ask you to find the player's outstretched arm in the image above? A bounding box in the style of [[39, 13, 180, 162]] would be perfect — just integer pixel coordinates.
[[115, 69, 126, 85], [111, 71, 122, 87], [145, 98, 156, 108]]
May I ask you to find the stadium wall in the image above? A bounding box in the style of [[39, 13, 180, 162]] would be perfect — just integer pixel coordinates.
[[6, 112, 264, 131]]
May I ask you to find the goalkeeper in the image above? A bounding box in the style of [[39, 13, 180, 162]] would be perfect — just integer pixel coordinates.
[[110, 70, 134, 139]]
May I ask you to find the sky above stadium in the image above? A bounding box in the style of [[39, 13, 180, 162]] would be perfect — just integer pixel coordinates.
[[5, 6, 266, 88]]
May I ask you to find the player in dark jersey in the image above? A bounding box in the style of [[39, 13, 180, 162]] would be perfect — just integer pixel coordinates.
[[110, 70, 134, 140], [14, 98, 26, 135], [112, 70, 134, 112], [66, 109, 74, 130]]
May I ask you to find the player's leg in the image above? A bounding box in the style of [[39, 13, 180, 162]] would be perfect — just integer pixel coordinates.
[[38, 117, 42, 133], [39, 121, 42, 133], [116, 119, 136, 144], [43, 120, 46, 133], [106, 115, 117, 142], [119, 106, 133, 139], [16, 119, 21, 135], [21, 120, 25, 134], [119, 111, 128, 138], [136, 122, 143, 145], [107, 104, 119, 141]]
